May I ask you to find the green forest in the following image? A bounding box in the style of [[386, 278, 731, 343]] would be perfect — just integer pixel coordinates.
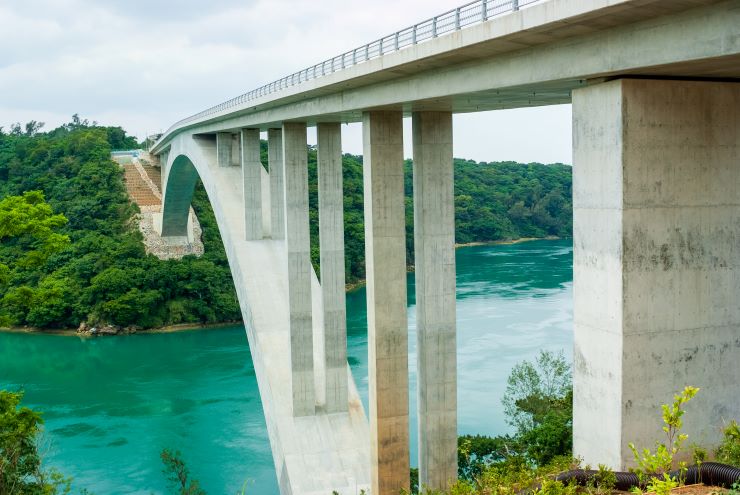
[[0, 119, 571, 330]]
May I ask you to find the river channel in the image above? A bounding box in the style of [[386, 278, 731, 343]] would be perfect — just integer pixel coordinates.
[[0, 239, 573, 494]]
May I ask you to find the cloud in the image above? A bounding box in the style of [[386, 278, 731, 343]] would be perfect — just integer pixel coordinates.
[[0, 0, 571, 163]]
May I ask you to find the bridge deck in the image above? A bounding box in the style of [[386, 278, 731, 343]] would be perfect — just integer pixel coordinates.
[[153, 0, 739, 154]]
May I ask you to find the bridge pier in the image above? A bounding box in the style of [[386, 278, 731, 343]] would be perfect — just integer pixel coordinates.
[[317, 123, 348, 413], [572, 78, 740, 469], [282, 121, 315, 416], [412, 111, 457, 490], [216, 132, 233, 167], [241, 128, 263, 240], [268, 128, 285, 240], [362, 110, 410, 495]]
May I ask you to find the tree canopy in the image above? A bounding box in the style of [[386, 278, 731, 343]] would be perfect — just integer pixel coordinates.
[[0, 118, 571, 330], [0, 119, 240, 329]]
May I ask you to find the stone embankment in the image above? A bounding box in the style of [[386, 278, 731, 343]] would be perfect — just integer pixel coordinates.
[[76, 322, 140, 336], [114, 152, 204, 259]]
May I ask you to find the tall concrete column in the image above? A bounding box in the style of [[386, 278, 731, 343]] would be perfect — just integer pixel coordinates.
[[282, 121, 315, 417], [412, 111, 457, 489], [572, 79, 740, 469], [268, 129, 285, 240], [362, 110, 409, 495], [317, 123, 348, 413], [217, 132, 232, 167], [241, 128, 263, 240]]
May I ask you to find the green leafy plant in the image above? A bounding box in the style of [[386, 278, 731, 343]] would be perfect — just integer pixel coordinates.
[[160, 449, 206, 495], [628, 386, 699, 489], [0, 390, 73, 494], [716, 420, 740, 468], [646, 473, 679, 495], [532, 478, 578, 495], [585, 464, 617, 495]]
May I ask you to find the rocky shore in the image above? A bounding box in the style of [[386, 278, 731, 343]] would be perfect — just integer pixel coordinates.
[[76, 322, 141, 336]]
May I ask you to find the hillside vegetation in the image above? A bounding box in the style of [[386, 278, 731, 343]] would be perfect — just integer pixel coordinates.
[[0, 120, 240, 330], [0, 119, 571, 330]]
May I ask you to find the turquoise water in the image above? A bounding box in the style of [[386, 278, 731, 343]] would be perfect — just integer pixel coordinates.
[[0, 239, 572, 494]]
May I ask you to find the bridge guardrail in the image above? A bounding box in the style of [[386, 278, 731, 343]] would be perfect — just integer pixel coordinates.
[[154, 0, 542, 149]]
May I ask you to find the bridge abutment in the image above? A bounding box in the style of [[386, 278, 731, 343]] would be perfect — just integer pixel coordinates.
[[363, 110, 411, 495], [412, 111, 458, 490], [282, 121, 316, 417], [573, 78, 740, 469]]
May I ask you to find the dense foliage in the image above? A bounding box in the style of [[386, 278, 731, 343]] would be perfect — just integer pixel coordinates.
[[456, 350, 573, 483], [0, 120, 240, 329], [0, 119, 571, 329]]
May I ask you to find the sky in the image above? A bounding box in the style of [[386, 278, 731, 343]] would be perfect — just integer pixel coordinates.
[[0, 0, 572, 164]]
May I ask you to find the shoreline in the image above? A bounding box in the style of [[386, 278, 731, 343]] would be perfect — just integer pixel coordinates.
[[454, 235, 560, 248], [1, 236, 564, 337], [0, 321, 240, 338]]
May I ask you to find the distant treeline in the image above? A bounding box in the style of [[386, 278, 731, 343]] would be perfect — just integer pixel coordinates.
[[0, 119, 571, 330], [306, 150, 572, 283]]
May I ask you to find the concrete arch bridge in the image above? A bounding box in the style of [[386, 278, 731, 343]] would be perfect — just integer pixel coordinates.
[[151, 0, 740, 493]]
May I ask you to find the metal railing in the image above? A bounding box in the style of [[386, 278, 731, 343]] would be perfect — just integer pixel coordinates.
[[155, 0, 542, 149]]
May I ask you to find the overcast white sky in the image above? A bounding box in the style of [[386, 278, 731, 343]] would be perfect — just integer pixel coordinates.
[[0, 0, 572, 164]]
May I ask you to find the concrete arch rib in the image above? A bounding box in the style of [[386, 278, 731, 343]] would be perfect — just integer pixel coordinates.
[[159, 133, 371, 495]]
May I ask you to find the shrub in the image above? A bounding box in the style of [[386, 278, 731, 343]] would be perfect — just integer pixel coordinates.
[[716, 420, 740, 468], [628, 386, 699, 492], [0, 390, 72, 494]]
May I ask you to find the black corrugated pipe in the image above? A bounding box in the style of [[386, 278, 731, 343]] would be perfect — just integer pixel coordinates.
[[696, 462, 740, 487], [554, 469, 639, 491], [554, 462, 740, 490]]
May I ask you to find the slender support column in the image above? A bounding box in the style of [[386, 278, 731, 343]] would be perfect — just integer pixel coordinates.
[[317, 123, 348, 413], [268, 129, 285, 240], [282, 122, 315, 417], [362, 110, 409, 495], [572, 79, 740, 469], [412, 111, 457, 489], [241, 128, 263, 240], [217, 132, 232, 167]]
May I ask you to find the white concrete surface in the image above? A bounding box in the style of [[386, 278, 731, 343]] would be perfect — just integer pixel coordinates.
[[412, 111, 457, 490], [572, 78, 740, 469], [363, 110, 410, 495], [241, 128, 263, 240], [261, 160, 272, 237], [268, 128, 285, 240], [317, 122, 349, 414], [282, 122, 316, 417], [161, 133, 370, 495], [216, 132, 232, 167]]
